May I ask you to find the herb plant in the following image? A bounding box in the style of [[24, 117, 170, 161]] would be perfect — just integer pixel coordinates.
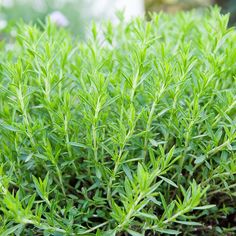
[[0, 7, 236, 235]]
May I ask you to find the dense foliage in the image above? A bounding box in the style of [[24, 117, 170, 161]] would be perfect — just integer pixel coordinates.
[[0, 7, 236, 235]]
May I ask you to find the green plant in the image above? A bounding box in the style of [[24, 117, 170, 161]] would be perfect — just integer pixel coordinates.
[[0, 7, 236, 235]]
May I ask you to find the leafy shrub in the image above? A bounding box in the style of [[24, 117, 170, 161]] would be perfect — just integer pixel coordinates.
[[0, 7, 236, 235]]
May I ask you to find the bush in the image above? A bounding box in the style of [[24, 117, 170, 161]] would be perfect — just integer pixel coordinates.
[[0, 7, 236, 235]]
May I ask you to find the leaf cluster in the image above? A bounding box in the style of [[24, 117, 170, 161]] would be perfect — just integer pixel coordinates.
[[0, 7, 236, 235]]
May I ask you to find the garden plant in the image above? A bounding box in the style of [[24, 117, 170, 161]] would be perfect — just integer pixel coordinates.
[[0, 7, 236, 235]]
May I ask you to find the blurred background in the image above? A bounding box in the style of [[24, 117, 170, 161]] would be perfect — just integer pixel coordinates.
[[0, 0, 236, 37], [146, 0, 236, 24]]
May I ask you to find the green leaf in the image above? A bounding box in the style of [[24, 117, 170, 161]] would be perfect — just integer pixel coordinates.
[[156, 228, 180, 235], [136, 212, 158, 220], [0, 120, 20, 132], [67, 142, 88, 148], [1, 224, 24, 236], [149, 139, 161, 147], [159, 176, 178, 188], [123, 164, 133, 181], [160, 193, 167, 211], [175, 220, 202, 226], [194, 155, 206, 164], [194, 204, 216, 210], [26, 193, 36, 211]]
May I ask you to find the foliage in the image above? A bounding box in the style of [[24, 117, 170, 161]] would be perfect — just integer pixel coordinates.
[[0, 7, 236, 235], [215, 0, 236, 25]]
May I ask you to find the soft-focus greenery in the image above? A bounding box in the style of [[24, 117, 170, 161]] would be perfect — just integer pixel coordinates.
[[0, 0, 85, 36], [0, 7, 236, 235]]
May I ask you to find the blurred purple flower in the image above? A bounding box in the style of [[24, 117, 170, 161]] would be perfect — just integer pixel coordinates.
[[49, 11, 69, 27]]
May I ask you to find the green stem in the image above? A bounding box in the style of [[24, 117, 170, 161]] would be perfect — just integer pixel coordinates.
[[55, 165, 66, 195], [117, 193, 143, 231]]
